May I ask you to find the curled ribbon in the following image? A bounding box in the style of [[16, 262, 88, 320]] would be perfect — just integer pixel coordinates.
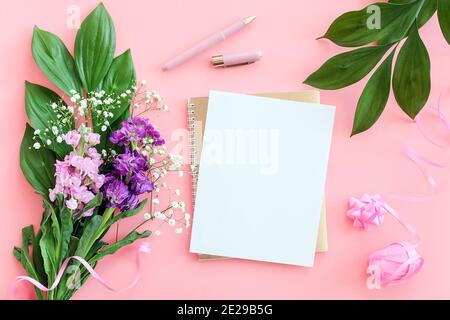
[[10, 242, 151, 299]]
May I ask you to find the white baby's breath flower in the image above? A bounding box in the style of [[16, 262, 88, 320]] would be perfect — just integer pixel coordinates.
[[175, 189, 181, 196], [168, 218, 176, 226], [33, 142, 41, 149], [143, 213, 151, 220], [175, 227, 183, 234], [51, 103, 58, 110], [67, 106, 74, 114], [155, 230, 161, 236], [56, 136, 63, 143], [101, 125, 107, 132], [152, 198, 160, 204], [184, 213, 191, 221], [46, 139, 52, 145], [34, 129, 41, 135], [69, 89, 77, 94], [141, 80, 147, 85], [171, 201, 179, 209], [178, 170, 184, 177], [51, 126, 59, 135]]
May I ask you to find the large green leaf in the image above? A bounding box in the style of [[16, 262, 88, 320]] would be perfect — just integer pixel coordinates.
[[319, 1, 424, 47], [304, 45, 391, 90], [438, 0, 450, 44], [351, 49, 395, 136], [94, 49, 136, 132], [89, 230, 151, 264], [389, 0, 437, 28], [20, 124, 56, 198], [393, 23, 431, 119], [75, 3, 116, 93], [25, 82, 72, 158], [32, 27, 82, 96], [102, 49, 136, 93]]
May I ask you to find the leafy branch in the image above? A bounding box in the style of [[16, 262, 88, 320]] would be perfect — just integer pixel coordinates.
[[304, 0, 450, 136]]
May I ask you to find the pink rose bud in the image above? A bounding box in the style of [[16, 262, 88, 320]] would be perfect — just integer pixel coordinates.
[[64, 130, 81, 146]]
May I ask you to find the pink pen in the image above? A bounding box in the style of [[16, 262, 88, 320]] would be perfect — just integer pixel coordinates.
[[162, 16, 256, 71], [211, 51, 262, 67]]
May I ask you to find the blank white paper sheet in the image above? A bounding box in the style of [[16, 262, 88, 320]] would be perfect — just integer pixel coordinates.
[[189, 91, 335, 267]]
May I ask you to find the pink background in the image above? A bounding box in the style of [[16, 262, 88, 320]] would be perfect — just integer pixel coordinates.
[[1, 0, 450, 299]]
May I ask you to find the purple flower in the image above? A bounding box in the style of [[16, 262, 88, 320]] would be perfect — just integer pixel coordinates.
[[111, 149, 149, 176], [129, 172, 154, 195], [109, 129, 127, 146], [122, 194, 139, 211], [103, 176, 129, 208], [109, 117, 165, 147]]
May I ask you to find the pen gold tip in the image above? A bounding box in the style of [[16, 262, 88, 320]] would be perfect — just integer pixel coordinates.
[[243, 16, 256, 25]]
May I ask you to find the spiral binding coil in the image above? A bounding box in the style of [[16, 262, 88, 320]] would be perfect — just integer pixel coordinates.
[[188, 101, 199, 205]]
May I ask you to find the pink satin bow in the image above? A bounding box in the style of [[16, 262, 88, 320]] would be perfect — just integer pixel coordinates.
[[10, 242, 151, 299]]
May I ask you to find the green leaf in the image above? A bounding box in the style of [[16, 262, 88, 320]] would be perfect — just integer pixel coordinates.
[[304, 45, 391, 90], [75, 3, 116, 93], [20, 124, 56, 198], [16, 226, 44, 299], [74, 215, 103, 258], [351, 49, 396, 136], [320, 1, 424, 47], [32, 227, 47, 286], [39, 204, 58, 284], [67, 236, 79, 257], [108, 199, 147, 227], [89, 230, 151, 264], [94, 49, 135, 132], [102, 49, 136, 93], [32, 27, 82, 96], [25, 82, 73, 158], [389, 0, 437, 27], [57, 206, 73, 263], [438, 0, 450, 44], [393, 23, 431, 119]]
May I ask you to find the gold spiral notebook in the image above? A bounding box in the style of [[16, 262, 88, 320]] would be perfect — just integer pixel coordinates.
[[188, 91, 328, 261]]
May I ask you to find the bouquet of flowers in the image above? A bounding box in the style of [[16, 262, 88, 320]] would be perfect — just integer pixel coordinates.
[[14, 3, 187, 300]]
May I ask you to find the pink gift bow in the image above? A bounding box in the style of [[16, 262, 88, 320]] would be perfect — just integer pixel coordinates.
[[10, 242, 151, 299]]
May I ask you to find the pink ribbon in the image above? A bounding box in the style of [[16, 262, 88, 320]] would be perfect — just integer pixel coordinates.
[[349, 89, 450, 287], [416, 89, 450, 148], [10, 242, 151, 299]]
